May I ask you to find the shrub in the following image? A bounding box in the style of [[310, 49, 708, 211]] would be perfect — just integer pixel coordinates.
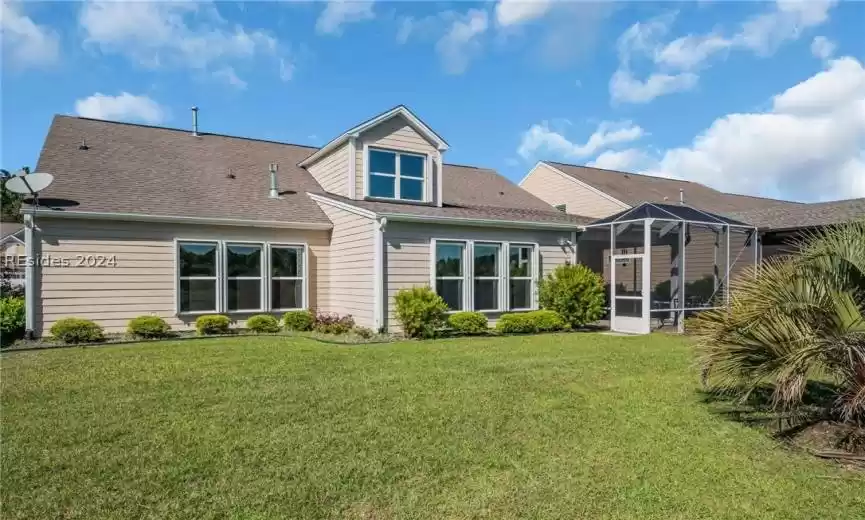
[[495, 310, 567, 334], [354, 326, 374, 339], [127, 315, 171, 339], [394, 286, 448, 339], [529, 310, 567, 332], [283, 310, 314, 331], [247, 314, 279, 334], [539, 264, 605, 329], [0, 296, 25, 345], [495, 313, 535, 334], [312, 311, 355, 335], [50, 318, 104, 344], [195, 314, 231, 335], [447, 311, 488, 335]]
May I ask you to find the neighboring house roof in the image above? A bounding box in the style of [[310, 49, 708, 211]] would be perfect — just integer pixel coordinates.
[[33, 115, 585, 229], [0, 222, 24, 245], [729, 197, 865, 231], [543, 161, 802, 215], [298, 105, 449, 168]]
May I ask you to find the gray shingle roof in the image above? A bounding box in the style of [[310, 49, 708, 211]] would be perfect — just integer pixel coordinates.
[[33, 116, 587, 227], [545, 161, 803, 215], [729, 198, 865, 231]]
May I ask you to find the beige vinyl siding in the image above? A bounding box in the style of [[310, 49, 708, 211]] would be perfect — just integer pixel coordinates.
[[383, 222, 574, 330], [521, 163, 628, 218], [34, 218, 329, 335], [306, 142, 349, 196], [313, 202, 376, 328], [355, 115, 439, 204]]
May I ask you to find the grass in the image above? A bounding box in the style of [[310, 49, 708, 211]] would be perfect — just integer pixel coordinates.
[[2, 334, 863, 519]]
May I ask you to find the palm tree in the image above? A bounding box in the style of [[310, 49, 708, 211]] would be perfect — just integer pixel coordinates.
[[692, 221, 865, 426]]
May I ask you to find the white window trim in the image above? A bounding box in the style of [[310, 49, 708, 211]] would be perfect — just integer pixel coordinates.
[[473, 241, 503, 313], [174, 239, 309, 316], [364, 145, 427, 202], [269, 243, 308, 312], [224, 241, 265, 313], [431, 239, 540, 313], [175, 239, 221, 315], [507, 243, 538, 312]]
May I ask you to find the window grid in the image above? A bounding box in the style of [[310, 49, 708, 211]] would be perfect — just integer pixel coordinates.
[[367, 147, 426, 202]]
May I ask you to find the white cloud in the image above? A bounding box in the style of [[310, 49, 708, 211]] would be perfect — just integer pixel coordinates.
[[435, 9, 489, 75], [610, 69, 698, 105], [811, 35, 836, 60], [315, 1, 374, 35], [495, 0, 551, 27], [1, 0, 60, 68], [79, 1, 288, 82], [517, 121, 644, 160], [74, 92, 167, 124], [649, 57, 865, 201], [589, 148, 657, 172], [213, 66, 247, 89], [610, 1, 837, 104]]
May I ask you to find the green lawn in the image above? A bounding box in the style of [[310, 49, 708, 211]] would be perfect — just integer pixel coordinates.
[[2, 334, 862, 519]]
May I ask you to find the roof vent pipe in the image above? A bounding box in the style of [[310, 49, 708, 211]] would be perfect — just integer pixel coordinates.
[[679, 188, 684, 205], [191, 106, 199, 136], [269, 163, 279, 199]]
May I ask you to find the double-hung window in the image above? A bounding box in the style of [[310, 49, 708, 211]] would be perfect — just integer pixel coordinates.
[[473, 243, 501, 311], [368, 148, 425, 201], [435, 241, 465, 311], [176, 240, 307, 314], [509, 244, 534, 310], [225, 243, 263, 312], [271, 245, 305, 310], [178, 242, 219, 313]]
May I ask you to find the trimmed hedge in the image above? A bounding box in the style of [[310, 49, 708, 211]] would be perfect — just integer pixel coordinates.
[[539, 264, 605, 328], [283, 310, 314, 331], [496, 310, 566, 334], [394, 286, 448, 339], [127, 315, 171, 339], [0, 296, 25, 345], [447, 311, 488, 335], [50, 318, 104, 344], [195, 315, 231, 335], [247, 314, 280, 333]]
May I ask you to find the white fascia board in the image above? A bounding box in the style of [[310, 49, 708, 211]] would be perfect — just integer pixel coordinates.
[[299, 106, 449, 168], [381, 212, 582, 230], [31, 209, 333, 230], [307, 193, 378, 219]]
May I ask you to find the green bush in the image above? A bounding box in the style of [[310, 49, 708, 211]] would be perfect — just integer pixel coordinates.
[[195, 315, 231, 335], [0, 296, 25, 345], [247, 314, 280, 333], [127, 315, 171, 339], [495, 310, 566, 334], [283, 310, 314, 331], [312, 311, 355, 335], [394, 286, 448, 339], [447, 311, 488, 335], [354, 326, 374, 339], [50, 318, 104, 344], [539, 264, 605, 328]]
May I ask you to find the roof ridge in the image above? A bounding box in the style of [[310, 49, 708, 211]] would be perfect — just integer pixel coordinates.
[[55, 114, 321, 150], [544, 160, 698, 184]]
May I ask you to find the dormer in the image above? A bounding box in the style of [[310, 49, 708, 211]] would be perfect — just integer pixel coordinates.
[[299, 106, 449, 206]]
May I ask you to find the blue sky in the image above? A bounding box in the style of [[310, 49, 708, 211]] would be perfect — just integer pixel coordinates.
[[2, 0, 864, 202]]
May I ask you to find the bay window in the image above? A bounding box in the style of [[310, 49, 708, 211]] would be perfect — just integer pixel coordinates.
[[473, 243, 501, 311], [178, 241, 218, 313], [176, 240, 307, 314], [367, 148, 425, 201], [431, 239, 538, 313], [271, 245, 305, 310]]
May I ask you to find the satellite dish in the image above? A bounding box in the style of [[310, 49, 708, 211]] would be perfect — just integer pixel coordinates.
[[4, 172, 54, 195]]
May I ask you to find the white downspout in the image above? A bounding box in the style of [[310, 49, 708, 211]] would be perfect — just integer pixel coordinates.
[[373, 217, 387, 332], [23, 212, 35, 338]]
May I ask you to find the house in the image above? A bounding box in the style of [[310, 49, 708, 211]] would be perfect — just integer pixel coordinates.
[[25, 106, 589, 336], [1, 222, 25, 288]]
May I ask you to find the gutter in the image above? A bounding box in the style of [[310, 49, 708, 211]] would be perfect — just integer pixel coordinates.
[[380, 212, 584, 230], [28, 209, 334, 230]]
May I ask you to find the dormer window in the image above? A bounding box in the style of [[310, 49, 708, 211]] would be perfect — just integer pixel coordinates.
[[367, 148, 425, 201]]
